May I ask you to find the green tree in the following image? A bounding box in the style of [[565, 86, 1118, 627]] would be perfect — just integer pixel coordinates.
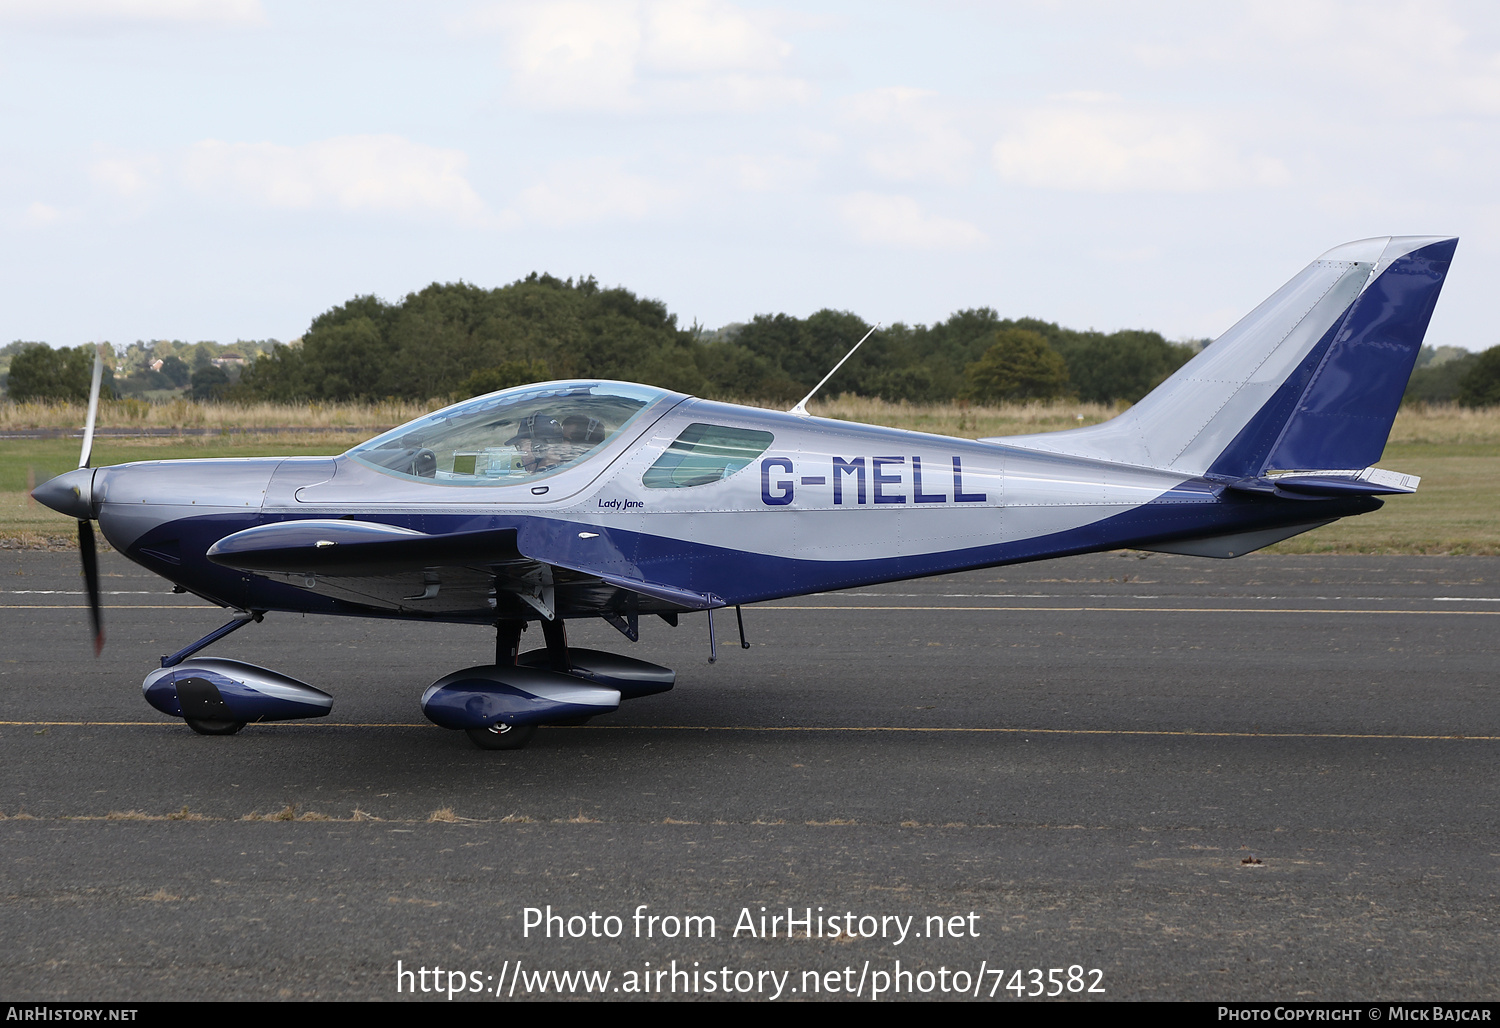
[[190, 364, 230, 401], [238, 276, 709, 402], [457, 358, 553, 398], [965, 329, 1070, 402], [1456, 347, 1500, 407], [709, 309, 880, 401], [868, 364, 940, 403], [159, 355, 191, 388], [1404, 351, 1479, 405], [232, 275, 1188, 406], [1050, 329, 1195, 404], [6, 344, 114, 402]]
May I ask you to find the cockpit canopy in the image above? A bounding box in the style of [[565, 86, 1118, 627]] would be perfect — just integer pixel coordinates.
[[347, 381, 672, 485]]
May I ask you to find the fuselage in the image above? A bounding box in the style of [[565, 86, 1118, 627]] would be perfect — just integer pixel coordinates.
[[81, 388, 1376, 622]]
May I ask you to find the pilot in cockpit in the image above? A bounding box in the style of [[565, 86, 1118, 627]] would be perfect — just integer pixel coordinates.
[[508, 413, 568, 474]]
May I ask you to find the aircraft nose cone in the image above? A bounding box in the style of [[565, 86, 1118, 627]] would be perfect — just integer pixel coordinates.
[[32, 467, 95, 519]]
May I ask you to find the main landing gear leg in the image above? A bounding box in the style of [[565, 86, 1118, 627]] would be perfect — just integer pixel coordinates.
[[541, 617, 571, 673], [467, 619, 537, 750], [495, 619, 524, 667]]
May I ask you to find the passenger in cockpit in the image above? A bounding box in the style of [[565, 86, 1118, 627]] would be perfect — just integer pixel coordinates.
[[561, 415, 607, 446], [508, 413, 567, 474]]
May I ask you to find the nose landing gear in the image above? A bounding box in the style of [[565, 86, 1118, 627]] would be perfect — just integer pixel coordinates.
[[142, 658, 332, 731]]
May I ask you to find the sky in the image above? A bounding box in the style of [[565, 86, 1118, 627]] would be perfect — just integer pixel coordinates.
[[3, 0, 1498, 352]]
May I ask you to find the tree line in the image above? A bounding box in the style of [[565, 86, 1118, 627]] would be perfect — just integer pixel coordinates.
[[6, 273, 1497, 407], [2, 338, 277, 403], [224, 274, 1205, 407]]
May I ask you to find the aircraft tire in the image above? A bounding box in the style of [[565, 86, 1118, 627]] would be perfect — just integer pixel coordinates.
[[185, 718, 246, 736], [466, 723, 536, 751]]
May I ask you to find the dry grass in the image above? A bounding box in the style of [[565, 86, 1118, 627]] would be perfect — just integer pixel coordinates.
[[0, 397, 429, 432], [1264, 454, 1500, 555], [101, 806, 206, 821], [1, 393, 1117, 436], [800, 394, 1120, 438], [6, 396, 1500, 554], [239, 803, 331, 822], [1387, 403, 1500, 449], [4, 393, 1492, 442]]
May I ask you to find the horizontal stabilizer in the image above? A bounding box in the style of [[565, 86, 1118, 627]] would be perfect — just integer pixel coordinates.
[[1226, 466, 1420, 499]]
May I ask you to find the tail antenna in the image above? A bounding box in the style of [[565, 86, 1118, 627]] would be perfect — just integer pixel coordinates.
[[788, 323, 881, 417]]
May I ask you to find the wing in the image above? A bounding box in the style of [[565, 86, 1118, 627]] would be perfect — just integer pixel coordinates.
[[205, 519, 723, 621]]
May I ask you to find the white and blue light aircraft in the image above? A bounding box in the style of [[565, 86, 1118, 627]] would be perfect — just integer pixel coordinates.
[[33, 235, 1454, 749]]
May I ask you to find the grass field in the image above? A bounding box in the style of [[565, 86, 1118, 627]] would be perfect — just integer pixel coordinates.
[[4, 398, 1496, 554]]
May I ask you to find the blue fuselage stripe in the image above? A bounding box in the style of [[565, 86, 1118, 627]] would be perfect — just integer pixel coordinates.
[[124, 487, 1378, 620]]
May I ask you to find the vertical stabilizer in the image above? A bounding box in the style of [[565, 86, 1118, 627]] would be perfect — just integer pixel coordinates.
[[985, 236, 1457, 477]]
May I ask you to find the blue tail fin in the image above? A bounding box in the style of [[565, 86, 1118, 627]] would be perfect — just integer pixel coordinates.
[[1212, 237, 1455, 477], [987, 236, 1457, 477]]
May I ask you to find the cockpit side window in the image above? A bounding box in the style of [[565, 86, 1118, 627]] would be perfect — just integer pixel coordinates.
[[347, 381, 667, 486], [642, 424, 774, 489]]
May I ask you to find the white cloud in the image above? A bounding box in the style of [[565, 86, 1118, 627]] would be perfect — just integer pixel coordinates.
[[1090, 245, 1161, 264], [843, 87, 974, 185], [90, 136, 488, 222], [838, 192, 984, 250], [476, 1, 642, 109], [992, 104, 1290, 193], [92, 153, 161, 197], [514, 159, 677, 226], [643, 0, 789, 73], [716, 152, 818, 192], [650, 72, 812, 111], [22, 201, 80, 226], [180, 136, 486, 218], [0, 0, 264, 28], [467, 0, 809, 111], [1244, 1, 1500, 117], [1125, 1, 1500, 119]]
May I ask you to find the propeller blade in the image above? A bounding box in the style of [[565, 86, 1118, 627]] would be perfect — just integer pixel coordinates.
[[78, 518, 104, 656], [78, 342, 107, 470]]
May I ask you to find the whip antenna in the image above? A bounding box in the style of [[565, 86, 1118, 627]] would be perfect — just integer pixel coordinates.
[[788, 323, 880, 417]]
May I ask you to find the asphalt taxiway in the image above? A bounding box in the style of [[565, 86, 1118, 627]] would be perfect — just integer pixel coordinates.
[[1, 548, 1496, 1001]]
